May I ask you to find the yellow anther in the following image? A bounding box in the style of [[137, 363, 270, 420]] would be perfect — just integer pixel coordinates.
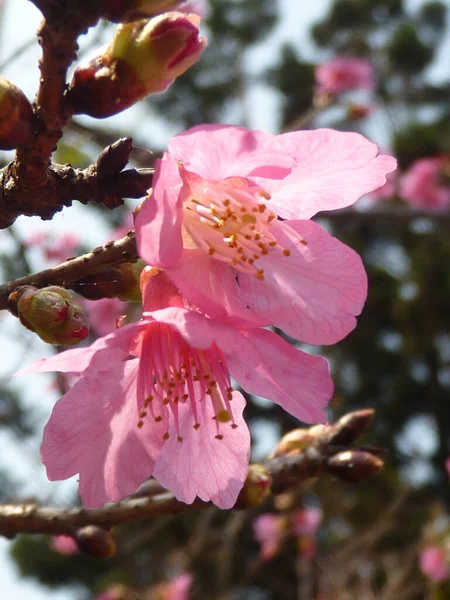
[[256, 269, 265, 281], [216, 409, 231, 423], [242, 213, 257, 225]]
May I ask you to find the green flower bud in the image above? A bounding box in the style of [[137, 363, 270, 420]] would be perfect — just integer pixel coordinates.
[[68, 12, 207, 118], [235, 464, 272, 508], [12, 286, 89, 346]]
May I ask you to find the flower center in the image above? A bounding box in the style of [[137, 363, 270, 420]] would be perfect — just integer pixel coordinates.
[[136, 323, 235, 442], [183, 180, 293, 281]]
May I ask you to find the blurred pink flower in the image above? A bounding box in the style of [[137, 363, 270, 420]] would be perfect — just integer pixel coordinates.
[[26, 232, 79, 264], [419, 546, 450, 582], [315, 57, 374, 95], [20, 270, 332, 509], [253, 513, 286, 561], [446, 457, 450, 477], [367, 169, 397, 202], [400, 157, 450, 212], [292, 507, 323, 536], [49, 535, 79, 556], [136, 125, 395, 345], [153, 573, 193, 600], [81, 297, 127, 337]]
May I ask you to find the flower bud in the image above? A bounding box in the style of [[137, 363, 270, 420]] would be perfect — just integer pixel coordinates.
[[268, 428, 316, 459], [326, 450, 383, 483], [68, 12, 207, 118], [100, 0, 182, 22], [71, 260, 145, 301], [11, 286, 89, 346], [0, 78, 33, 150], [74, 526, 116, 558], [235, 464, 271, 508], [327, 409, 374, 446]]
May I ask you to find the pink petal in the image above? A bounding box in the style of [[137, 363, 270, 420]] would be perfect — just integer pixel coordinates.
[[135, 152, 184, 267], [168, 124, 293, 181], [255, 129, 397, 219], [154, 390, 250, 508], [41, 360, 164, 507], [216, 327, 332, 424], [238, 219, 368, 345], [17, 321, 145, 375], [165, 248, 266, 329]]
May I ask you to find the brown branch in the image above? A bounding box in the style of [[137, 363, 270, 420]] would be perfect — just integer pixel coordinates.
[[0, 3, 154, 227], [0, 230, 139, 311], [0, 137, 153, 229], [0, 410, 383, 538]]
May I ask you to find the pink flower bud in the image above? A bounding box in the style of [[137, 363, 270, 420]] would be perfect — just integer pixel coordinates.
[[0, 77, 33, 150], [68, 12, 207, 118], [13, 286, 89, 346]]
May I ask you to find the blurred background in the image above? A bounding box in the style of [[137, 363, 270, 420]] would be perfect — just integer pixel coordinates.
[[1, 0, 450, 598]]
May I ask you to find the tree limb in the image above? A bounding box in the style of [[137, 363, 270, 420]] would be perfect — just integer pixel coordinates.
[[0, 230, 139, 311]]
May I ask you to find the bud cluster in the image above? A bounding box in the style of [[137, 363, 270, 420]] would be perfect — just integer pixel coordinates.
[[9, 286, 89, 346], [67, 12, 206, 118]]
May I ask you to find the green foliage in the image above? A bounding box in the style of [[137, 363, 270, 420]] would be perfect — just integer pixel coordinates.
[[387, 23, 433, 74]]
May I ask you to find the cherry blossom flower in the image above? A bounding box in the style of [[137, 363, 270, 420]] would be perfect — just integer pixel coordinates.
[[81, 297, 127, 337], [253, 513, 286, 561], [292, 507, 323, 559], [315, 57, 374, 95], [419, 546, 450, 582], [25, 231, 80, 265], [19, 270, 332, 509], [151, 573, 193, 600], [400, 157, 450, 212], [49, 535, 79, 556], [135, 125, 396, 344], [292, 506, 322, 537]]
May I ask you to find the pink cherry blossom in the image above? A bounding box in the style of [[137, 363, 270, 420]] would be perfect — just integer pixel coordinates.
[[151, 573, 193, 600], [292, 507, 323, 536], [19, 270, 332, 509], [81, 297, 127, 337], [135, 125, 396, 344], [26, 232, 80, 264], [49, 535, 79, 556], [253, 513, 286, 561], [419, 546, 450, 582], [400, 157, 450, 212], [315, 57, 375, 95]]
